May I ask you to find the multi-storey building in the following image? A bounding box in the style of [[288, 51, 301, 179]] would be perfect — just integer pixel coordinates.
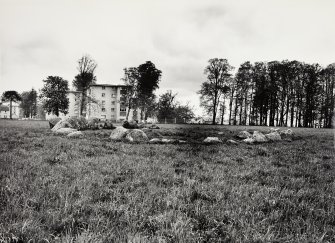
[[87, 84, 139, 122], [67, 91, 82, 117], [45, 83, 139, 122], [0, 101, 21, 119]]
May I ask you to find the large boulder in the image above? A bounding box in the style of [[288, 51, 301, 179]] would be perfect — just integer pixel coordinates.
[[55, 128, 78, 135], [265, 132, 282, 141], [125, 129, 148, 142], [67, 131, 84, 138], [110, 126, 128, 140], [203, 137, 221, 144], [280, 129, 293, 135], [279, 129, 293, 141], [52, 116, 88, 132], [252, 131, 268, 143], [48, 117, 61, 129], [237, 131, 252, 139], [122, 120, 139, 129]]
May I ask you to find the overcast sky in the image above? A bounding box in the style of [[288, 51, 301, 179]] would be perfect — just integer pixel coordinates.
[[1, 0, 334, 115]]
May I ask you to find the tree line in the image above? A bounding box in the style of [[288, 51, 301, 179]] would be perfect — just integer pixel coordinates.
[[199, 58, 335, 128], [2, 56, 333, 128]]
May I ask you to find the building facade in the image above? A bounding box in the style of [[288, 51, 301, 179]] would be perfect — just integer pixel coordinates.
[[0, 101, 21, 119], [45, 84, 139, 122], [86, 84, 139, 122]]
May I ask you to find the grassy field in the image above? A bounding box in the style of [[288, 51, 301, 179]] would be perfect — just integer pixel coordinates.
[[0, 120, 334, 242]]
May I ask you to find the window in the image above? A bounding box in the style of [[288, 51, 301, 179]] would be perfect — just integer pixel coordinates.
[[102, 86, 106, 90], [102, 93, 105, 97], [120, 107, 126, 112], [102, 101, 105, 106], [111, 93, 116, 98], [111, 101, 115, 105], [111, 108, 115, 111], [102, 108, 106, 112]]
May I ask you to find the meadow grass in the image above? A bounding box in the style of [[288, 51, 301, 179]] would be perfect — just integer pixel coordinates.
[[0, 120, 334, 242]]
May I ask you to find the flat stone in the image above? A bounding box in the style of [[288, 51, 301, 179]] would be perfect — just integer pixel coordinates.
[[227, 139, 238, 145], [203, 137, 221, 143], [67, 131, 84, 138], [55, 128, 78, 135], [243, 137, 255, 144], [149, 138, 161, 144]]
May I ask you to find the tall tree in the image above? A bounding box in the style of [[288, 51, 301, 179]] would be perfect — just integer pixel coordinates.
[[73, 55, 97, 116], [320, 64, 335, 128], [20, 88, 38, 118], [234, 61, 253, 125], [157, 90, 177, 120], [157, 90, 194, 123], [40, 76, 69, 117], [121, 67, 139, 120], [136, 61, 162, 120], [198, 58, 233, 124], [1, 91, 21, 119]]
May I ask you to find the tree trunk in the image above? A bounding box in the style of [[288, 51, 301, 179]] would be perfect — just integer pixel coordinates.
[[212, 89, 218, 125], [233, 97, 238, 125], [126, 102, 131, 121], [9, 99, 13, 119], [228, 90, 234, 125]]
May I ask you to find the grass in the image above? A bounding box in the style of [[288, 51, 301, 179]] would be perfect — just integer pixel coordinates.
[[0, 119, 334, 242]]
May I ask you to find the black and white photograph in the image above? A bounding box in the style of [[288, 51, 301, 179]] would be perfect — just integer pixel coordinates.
[[0, 0, 334, 242]]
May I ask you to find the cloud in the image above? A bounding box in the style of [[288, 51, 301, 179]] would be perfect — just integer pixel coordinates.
[[0, 0, 334, 115]]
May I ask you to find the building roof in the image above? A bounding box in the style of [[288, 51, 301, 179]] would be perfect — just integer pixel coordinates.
[[90, 84, 130, 87]]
